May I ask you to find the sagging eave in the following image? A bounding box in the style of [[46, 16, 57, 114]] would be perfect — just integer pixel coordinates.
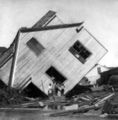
[[20, 22, 84, 33]]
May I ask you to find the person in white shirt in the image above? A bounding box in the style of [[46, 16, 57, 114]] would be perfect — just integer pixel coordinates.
[[48, 83, 53, 97]]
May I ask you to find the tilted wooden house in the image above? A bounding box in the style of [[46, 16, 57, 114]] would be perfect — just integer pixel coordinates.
[[0, 10, 108, 96]]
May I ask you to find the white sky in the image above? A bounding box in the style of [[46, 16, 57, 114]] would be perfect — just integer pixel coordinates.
[[0, 0, 118, 67]]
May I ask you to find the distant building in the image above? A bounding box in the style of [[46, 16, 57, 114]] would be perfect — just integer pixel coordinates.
[[85, 64, 110, 85], [0, 10, 108, 96]]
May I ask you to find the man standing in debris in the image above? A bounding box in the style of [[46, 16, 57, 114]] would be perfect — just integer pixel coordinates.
[[60, 83, 65, 96], [48, 83, 53, 97]]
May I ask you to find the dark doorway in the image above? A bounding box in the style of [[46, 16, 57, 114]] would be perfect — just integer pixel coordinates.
[[65, 84, 92, 98], [22, 82, 48, 99], [46, 66, 66, 83], [0, 79, 7, 89]]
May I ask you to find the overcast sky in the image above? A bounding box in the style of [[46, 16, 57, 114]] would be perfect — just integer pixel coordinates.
[[0, 0, 118, 67]]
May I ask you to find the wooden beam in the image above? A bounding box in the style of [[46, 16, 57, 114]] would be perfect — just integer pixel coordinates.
[[32, 10, 56, 28], [20, 22, 84, 33]]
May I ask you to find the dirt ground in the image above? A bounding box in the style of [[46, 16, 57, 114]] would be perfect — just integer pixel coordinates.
[[0, 108, 117, 120]]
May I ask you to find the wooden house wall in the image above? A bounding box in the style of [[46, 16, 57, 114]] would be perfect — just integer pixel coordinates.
[[12, 17, 64, 93], [0, 58, 13, 85], [12, 16, 107, 94], [63, 29, 108, 92], [0, 10, 57, 88]]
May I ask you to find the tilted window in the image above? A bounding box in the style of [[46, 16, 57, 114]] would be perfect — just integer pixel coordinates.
[[69, 40, 91, 64], [46, 66, 66, 83], [26, 37, 44, 56]]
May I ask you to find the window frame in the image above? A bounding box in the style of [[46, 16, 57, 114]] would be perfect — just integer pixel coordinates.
[[26, 37, 45, 56], [69, 40, 92, 64]]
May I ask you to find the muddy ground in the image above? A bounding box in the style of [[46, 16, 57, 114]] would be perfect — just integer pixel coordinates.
[[0, 108, 117, 120]]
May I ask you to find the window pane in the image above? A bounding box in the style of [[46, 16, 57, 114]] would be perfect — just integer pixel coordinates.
[[27, 37, 45, 56], [69, 40, 91, 64]]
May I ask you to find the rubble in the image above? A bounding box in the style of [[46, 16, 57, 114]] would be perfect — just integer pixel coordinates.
[[0, 75, 118, 119]]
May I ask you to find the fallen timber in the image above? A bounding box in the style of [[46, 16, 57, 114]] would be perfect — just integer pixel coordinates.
[[0, 91, 117, 120], [49, 92, 114, 117], [0, 79, 117, 118], [49, 105, 98, 117]]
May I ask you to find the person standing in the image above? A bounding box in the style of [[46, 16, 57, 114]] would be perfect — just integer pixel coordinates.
[[60, 83, 65, 96], [48, 83, 53, 97]]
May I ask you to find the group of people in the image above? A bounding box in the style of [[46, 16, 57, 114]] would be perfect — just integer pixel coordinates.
[[48, 81, 65, 98]]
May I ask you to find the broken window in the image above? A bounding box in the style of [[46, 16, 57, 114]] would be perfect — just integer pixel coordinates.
[[46, 66, 66, 83], [69, 40, 91, 64], [26, 37, 44, 56]]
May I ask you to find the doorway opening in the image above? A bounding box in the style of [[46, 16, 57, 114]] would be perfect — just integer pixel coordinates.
[[46, 66, 66, 83]]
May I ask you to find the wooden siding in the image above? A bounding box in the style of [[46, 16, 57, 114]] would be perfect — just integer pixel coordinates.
[[12, 21, 107, 94], [0, 58, 13, 85], [0, 11, 57, 88], [12, 16, 64, 94], [0, 11, 107, 94]]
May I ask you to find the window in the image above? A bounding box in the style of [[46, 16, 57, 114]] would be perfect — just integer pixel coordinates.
[[46, 66, 66, 83], [69, 40, 91, 64], [26, 37, 44, 56]]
